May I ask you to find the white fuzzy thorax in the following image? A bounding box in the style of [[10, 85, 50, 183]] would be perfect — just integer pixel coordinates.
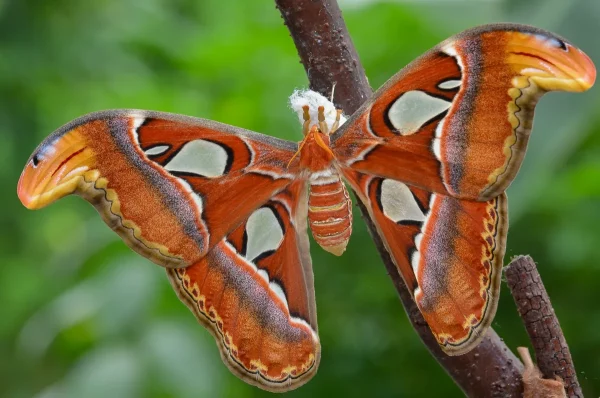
[[289, 89, 347, 132]]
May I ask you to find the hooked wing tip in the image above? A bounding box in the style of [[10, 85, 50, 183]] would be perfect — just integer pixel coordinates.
[[573, 48, 596, 91], [17, 127, 95, 210], [507, 30, 596, 92]]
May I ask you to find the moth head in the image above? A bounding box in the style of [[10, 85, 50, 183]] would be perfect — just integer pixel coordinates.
[[18, 126, 96, 210], [507, 31, 596, 92]]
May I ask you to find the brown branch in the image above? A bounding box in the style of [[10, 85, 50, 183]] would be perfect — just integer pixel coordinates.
[[276, 0, 370, 114], [505, 255, 582, 398], [275, 0, 524, 396]]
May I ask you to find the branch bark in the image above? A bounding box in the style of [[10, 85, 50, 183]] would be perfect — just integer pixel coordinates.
[[274, 0, 525, 397], [506, 256, 582, 398]]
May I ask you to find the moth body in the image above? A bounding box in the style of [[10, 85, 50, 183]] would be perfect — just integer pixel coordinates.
[[294, 105, 353, 255], [307, 172, 352, 256]]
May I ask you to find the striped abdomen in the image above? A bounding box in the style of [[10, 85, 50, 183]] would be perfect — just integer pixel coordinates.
[[308, 174, 352, 255]]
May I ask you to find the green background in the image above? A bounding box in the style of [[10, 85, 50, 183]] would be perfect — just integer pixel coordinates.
[[2, 0, 599, 396]]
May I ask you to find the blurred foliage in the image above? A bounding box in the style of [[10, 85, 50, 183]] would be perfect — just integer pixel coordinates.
[[1, 0, 599, 397]]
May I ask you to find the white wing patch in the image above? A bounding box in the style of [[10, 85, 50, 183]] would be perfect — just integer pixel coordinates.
[[245, 207, 284, 262], [130, 117, 146, 145], [257, 269, 269, 284], [533, 33, 566, 50], [414, 232, 423, 250], [175, 177, 204, 216], [387, 91, 451, 135], [433, 113, 450, 161], [144, 145, 170, 156], [438, 80, 461, 90], [165, 139, 229, 177], [412, 233, 424, 274], [269, 281, 289, 310], [411, 250, 422, 275], [432, 137, 442, 160], [380, 179, 426, 223]]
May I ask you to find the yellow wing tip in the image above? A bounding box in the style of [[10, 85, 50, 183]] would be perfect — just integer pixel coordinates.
[[18, 128, 95, 210]]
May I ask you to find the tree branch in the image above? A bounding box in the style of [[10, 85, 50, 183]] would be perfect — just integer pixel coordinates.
[[506, 256, 582, 398], [276, 0, 370, 114], [275, 0, 524, 396]]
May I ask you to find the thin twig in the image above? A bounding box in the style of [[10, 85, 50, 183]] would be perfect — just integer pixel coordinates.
[[274, 0, 524, 396], [506, 255, 582, 397]]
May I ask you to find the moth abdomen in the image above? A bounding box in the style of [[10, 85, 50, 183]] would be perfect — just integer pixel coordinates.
[[308, 172, 352, 256]]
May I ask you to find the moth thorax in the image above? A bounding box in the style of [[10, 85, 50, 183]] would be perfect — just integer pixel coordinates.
[[307, 171, 352, 256], [298, 128, 335, 172]]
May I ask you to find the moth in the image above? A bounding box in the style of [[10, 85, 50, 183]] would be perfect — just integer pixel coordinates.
[[17, 24, 595, 392]]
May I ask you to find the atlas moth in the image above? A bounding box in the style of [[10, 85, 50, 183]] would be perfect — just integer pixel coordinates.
[[17, 24, 595, 392]]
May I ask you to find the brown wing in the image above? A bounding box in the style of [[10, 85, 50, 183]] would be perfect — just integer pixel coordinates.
[[333, 24, 595, 201], [343, 170, 507, 354], [167, 180, 319, 391], [17, 110, 301, 268]]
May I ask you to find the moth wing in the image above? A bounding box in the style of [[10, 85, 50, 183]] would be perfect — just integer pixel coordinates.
[[343, 170, 507, 354], [168, 180, 319, 391], [18, 110, 302, 268], [333, 24, 595, 201]]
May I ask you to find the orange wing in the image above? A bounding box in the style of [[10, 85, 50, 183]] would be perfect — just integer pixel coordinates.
[[17, 112, 319, 391], [333, 24, 595, 201], [17, 110, 301, 268], [333, 24, 594, 354], [168, 180, 319, 391], [343, 170, 507, 354]]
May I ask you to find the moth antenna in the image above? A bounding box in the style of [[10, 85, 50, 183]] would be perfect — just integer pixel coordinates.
[[287, 134, 309, 169], [330, 109, 343, 134], [330, 83, 337, 103]]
